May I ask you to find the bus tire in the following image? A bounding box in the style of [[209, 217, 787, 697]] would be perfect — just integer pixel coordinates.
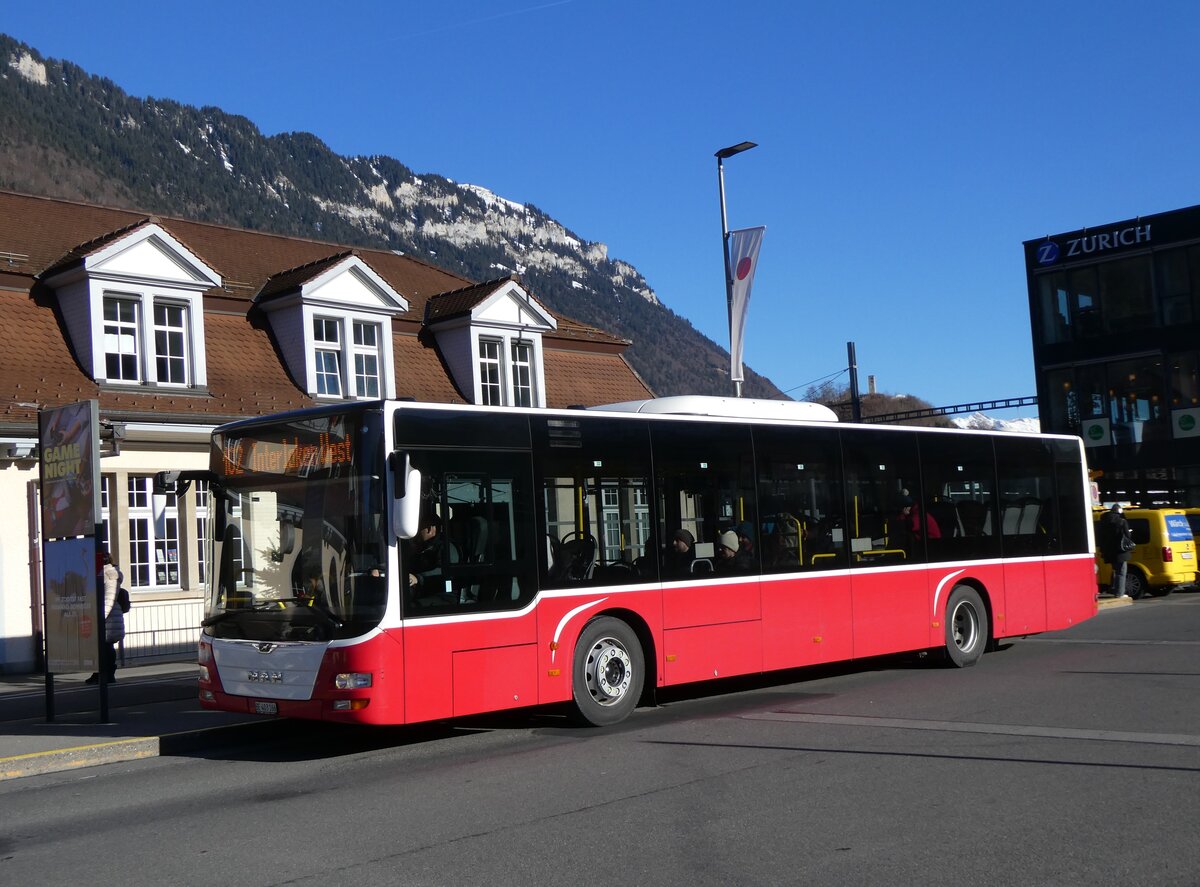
[[944, 585, 988, 668], [572, 617, 644, 726]]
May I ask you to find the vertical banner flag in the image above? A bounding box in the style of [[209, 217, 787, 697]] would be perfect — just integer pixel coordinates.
[[728, 226, 765, 383]]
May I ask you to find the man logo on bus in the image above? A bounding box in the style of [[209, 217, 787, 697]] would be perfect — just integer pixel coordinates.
[[1037, 241, 1060, 265], [1087, 424, 1106, 441]]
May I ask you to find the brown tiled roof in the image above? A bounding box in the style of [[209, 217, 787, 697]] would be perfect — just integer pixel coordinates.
[[0, 190, 648, 431], [544, 348, 653, 405]]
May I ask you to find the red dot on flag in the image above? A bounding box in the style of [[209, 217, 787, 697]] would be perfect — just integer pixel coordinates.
[[736, 257, 752, 280]]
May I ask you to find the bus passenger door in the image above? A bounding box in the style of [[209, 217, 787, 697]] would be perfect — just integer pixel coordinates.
[[652, 422, 763, 683], [397, 449, 541, 723]]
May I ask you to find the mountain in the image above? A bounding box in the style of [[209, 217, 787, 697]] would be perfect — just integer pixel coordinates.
[[0, 35, 785, 400], [952, 413, 1040, 433]]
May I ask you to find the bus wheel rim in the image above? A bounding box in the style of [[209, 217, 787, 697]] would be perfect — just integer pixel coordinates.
[[586, 638, 632, 705], [951, 600, 978, 651]]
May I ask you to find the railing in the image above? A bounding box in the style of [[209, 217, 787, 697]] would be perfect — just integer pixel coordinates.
[[117, 600, 204, 664]]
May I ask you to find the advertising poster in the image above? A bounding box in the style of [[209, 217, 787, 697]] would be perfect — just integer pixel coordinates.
[[39, 400, 100, 539], [44, 536, 99, 674]]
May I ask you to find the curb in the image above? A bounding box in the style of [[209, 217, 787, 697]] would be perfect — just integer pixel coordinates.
[[0, 736, 160, 780], [0, 718, 286, 781]]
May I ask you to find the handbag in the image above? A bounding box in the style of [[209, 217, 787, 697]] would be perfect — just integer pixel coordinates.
[[1120, 534, 1136, 552]]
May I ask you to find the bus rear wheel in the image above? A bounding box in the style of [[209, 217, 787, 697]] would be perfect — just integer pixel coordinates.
[[572, 617, 644, 726], [944, 586, 988, 668]]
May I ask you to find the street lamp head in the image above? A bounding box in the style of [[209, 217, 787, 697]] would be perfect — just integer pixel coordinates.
[[715, 141, 757, 159]]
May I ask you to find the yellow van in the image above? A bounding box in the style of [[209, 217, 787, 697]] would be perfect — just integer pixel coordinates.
[[1094, 507, 1197, 598]]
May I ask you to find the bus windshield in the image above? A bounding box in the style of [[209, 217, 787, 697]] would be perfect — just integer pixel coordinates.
[[205, 407, 388, 642]]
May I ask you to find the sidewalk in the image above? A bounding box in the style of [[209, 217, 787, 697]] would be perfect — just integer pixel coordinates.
[[0, 661, 273, 781]]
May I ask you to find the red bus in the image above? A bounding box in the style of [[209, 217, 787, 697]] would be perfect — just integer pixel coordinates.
[[179, 396, 1096, 726]]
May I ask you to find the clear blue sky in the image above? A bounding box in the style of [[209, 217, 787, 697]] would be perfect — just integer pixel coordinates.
[[4, 1, 1198, 413]]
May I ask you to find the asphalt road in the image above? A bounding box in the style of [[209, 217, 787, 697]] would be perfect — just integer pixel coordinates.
[[2, 593, 1198, 887]]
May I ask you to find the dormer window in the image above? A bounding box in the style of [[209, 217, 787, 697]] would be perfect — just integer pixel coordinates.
[[313, 317, 343, 396], [154, 303, 190, 384], [510, 340, 534, 407], [100, 293, 196, 386], [41, 221, 218, 391], [104, 296, 140, 381], [255, 253, 405, 402], [307, 315, 386, 400], [475, 335, 538, 406], [426, 276, 557, 408], [352, 321, 382, 398]]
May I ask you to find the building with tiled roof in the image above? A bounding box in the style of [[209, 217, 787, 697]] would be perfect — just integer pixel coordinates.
[[0, 189, 652, 673]]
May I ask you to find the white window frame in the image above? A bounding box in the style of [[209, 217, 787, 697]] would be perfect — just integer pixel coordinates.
[[196, 481, 210, 585], [152, 301, 191, 386], [479, 338, 504, 406], [313, 316, 343, 397], [352, 320, 382, 399], [468, 330, 544, 407], [127, 476, 180, 590], [510, 339, 534, 408], [98, 289, 204, 388], [103, 295, 142, 383]]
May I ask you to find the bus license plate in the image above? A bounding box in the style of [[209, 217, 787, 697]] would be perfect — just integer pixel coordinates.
[[254, 701, 279, 715]]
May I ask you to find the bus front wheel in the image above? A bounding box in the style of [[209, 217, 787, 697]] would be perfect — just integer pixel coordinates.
[[572, 617, 644, 726], [944, 586, 988, 668]]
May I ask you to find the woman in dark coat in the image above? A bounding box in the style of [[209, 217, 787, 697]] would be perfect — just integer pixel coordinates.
[[1097, 503, 1133, 599]]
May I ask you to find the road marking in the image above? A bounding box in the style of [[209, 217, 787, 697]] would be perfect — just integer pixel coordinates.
[[743, 711, 1200, 747]]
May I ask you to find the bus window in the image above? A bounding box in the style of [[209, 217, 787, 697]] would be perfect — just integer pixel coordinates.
[[401, 450, 537, 615], [994, 437, 1056, 556], [1051, 440, 1089, 555], [841, 428, 923, 564], [532, 416, 654, 587], [652, 422, 757, 578], [752, 424, 847, 571], [917, 433, 1000, 562]]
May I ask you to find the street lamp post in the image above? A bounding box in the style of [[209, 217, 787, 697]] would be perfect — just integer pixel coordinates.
[[716, 140, 757, 397]]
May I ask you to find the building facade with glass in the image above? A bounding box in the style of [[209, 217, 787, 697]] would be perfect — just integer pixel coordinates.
[[1025, 204, 1200, 504]]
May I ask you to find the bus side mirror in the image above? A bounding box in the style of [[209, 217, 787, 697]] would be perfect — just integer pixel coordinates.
[[392, 452, 422, 539], [154, 470, 180, 495]]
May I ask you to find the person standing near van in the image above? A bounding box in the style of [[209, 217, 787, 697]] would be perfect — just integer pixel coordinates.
[[1098, 504, 1134, 600]]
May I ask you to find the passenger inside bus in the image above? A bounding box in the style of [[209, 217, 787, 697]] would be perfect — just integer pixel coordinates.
[[404, 512, 445, 593], [735, 522, 756, 563], [893, 494, 941, 558], [662, 528, 695, 578], [714, 530, 754, 573]]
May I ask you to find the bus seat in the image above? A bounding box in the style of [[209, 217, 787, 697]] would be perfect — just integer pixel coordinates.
[[466, 515, 489, 563], [690, 558, 713, 574], [550, 535, 596, 582]]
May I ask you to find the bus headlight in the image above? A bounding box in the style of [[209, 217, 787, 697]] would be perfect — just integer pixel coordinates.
[[334, 672, 373, 690], [199, 665, 211, 683]]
